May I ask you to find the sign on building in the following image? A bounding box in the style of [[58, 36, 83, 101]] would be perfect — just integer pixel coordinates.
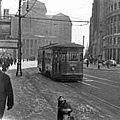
[[0, 39, 18, 49]]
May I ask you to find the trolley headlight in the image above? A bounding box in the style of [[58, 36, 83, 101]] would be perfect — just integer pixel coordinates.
[[71, 66, 75, 71]]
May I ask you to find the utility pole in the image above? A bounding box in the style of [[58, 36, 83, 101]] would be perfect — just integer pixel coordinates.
[[83, 35, 85, 58], [16, 0, 22, 76], [83, 35, 85, 47]]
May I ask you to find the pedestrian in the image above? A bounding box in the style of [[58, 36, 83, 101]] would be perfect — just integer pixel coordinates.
[[98, 60, 100, 70], [106, 61, 110, 69], [0, 69, 14, 119], [86, 59, 89, 67], [98, 63, 100, 69], [2, 62, 7, 72], [14, 58, 17, 65]]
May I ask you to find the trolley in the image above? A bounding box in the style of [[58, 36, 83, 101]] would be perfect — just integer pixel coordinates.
[[37, 42, 84, 81]]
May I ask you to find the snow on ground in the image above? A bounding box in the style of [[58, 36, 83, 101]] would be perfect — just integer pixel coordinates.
[[1, 61, 120, 120]]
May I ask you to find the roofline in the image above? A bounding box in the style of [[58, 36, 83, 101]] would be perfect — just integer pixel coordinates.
[[42, 42, 84, 49]]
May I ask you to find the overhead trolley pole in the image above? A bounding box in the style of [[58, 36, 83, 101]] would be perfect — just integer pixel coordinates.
[[16, 0, 22, 76]]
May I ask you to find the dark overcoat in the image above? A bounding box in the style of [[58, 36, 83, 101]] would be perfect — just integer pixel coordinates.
[[0, 70, 14, 118]]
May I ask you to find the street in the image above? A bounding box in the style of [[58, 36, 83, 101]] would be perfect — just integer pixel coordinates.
[[1, 61, 120, 120], [83, 64, 120, 115]]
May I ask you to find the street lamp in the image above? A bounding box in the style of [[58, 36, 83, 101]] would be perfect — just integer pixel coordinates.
[[16, 0, 22, 76]]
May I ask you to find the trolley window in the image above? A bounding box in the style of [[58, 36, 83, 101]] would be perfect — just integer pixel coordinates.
[[61, 52, 67, 61], [67, 52, 79, 61], [61, 52, 83, 62], [45, 49, 52, 64], [37, 48, 43, 64]]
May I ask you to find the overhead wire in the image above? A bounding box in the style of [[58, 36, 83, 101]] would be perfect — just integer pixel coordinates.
[[23, 0, 37, 17], [22, 17, 89, 26], [22, 0, 89, 23], [14, 0, 89, 26], [21, 15, 89, 23], [22, 10, 89, 26], [27, 7, 90, 25]]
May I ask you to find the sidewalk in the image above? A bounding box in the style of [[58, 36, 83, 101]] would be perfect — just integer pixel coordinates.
[[2, 66, 120, 120], [84, 63, 120, 71]]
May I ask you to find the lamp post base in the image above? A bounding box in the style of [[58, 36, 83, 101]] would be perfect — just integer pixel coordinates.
[[16, 62, 22, 76]]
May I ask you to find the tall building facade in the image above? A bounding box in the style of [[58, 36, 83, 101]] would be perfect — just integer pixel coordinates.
[[90, 0, 120, 63], [103, 0, 120, 63], [11, 0, 72, 59], [89, 0, 105, 60]]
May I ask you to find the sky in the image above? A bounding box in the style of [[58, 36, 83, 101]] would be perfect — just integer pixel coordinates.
[[2, 0, 93, 50]]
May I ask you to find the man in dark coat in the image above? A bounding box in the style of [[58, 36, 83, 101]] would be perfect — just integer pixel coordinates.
[[0, 70, 14, 119]]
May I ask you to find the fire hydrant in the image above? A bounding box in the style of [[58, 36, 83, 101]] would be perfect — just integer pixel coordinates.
[[57, 96, 73, 120]]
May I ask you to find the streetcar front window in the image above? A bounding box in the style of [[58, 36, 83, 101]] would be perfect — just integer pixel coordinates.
[[67, 52, 79, 61], [61, 52, 83, 62]]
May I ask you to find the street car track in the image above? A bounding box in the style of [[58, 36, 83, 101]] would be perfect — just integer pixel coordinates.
[[84, 74, 120, 84], [63, 81, 120, 114], [84, 74, 120, 88], [36, 73, 120, 114], [81, 88, 120, 110], [83, 77, 120, 89]]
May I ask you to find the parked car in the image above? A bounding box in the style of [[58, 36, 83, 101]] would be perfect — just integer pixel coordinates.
[[102, 59, 117, 67]]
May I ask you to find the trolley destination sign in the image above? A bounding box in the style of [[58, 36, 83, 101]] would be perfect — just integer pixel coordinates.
[[0, 39, 18, 49]]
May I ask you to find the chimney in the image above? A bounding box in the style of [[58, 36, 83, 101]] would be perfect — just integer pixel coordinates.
[[4, 9, 9, 18]]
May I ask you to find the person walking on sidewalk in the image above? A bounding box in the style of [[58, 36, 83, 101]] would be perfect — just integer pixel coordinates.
[[0, 69, 14, 119], [98, 60, 100, 70], [86, 59, 89, 67]]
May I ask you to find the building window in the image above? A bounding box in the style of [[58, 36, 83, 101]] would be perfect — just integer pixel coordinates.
[[26, 49, 29, 56], [118, 37, 120, 44], [110, 49, 112, 59], [39, 40, 41, 44], [108, 38, 109, 45], [106, 38, 108, 45], [114, 24, 117, 33], [113, 38, 116, 44], [118, 15, 120, 21], [110, 38, 112, 45], [119, 2, 120, 8], [111, 17, 113, 23], [26, 39, 29, 48], [111, 5, 113, 11], [35, 40, 37, 47], [109, 6, 110, 12], [118, 22, 120, 33], [22, 48, 25, 55], [114, 16, 117, 22], [30, 49, 33, 54], [114, 3, 117, 10], [113, 48, 116, 59], [110, 25, 113, 34], [30, 40, 33, 47]]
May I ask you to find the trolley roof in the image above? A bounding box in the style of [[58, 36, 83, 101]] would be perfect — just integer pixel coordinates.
[[43, 42, 84, 49]]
